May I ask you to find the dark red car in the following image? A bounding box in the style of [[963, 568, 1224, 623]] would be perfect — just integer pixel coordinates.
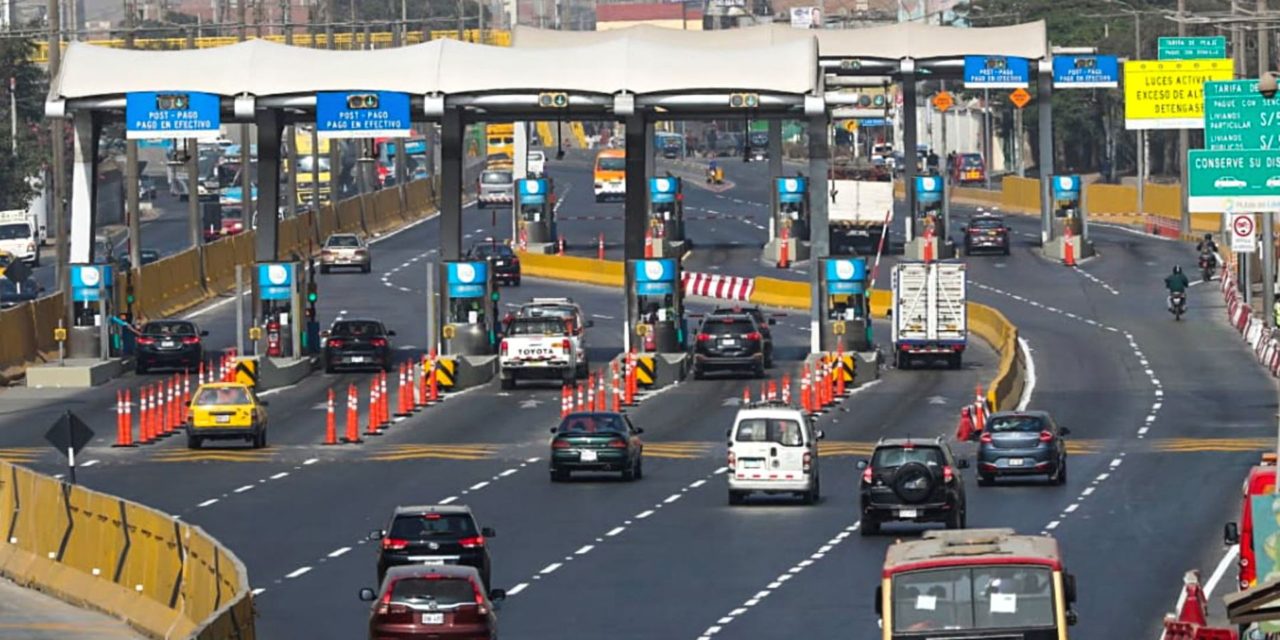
[[359, 565, 505, 640]]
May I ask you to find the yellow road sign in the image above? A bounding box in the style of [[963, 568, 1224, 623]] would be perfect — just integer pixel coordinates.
[[1123, 59, 1233, 130], [248, 326, 262, 341], [442, 324, 457, 340], [843, 120, 858, 133], [832, 321, 846, 336], [53, 327, 66, 342]]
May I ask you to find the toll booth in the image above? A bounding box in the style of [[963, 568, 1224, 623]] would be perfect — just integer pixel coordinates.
[[626, 258, 684, 354], [773, 176, 810, 244], [647, 176, 685, 256], [440, 260, 498, 356], [817, 257, 872, 352], [516, 177, 557, 248], [255, 262, 302, 359], [905, 175, 951, 260], [66, 264, 115, 358], [1046, 174, 1091, 261]]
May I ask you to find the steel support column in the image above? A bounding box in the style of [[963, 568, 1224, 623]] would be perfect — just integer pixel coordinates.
[[901, 60, 919, 241], [624, 115, 647, 260], [1038, 60, 1054, 245], [254, 109, 283, 262], [644, 119, 656, 180], [440, 109, 464, 261], [808, 115, 830, 355], [768, 119, 783, 179], [68, 111, 100, 265]]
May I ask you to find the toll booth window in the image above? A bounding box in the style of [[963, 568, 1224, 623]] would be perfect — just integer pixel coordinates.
[[654, 203, 674, 215], [829, 295, 864, 320], [296, 156, 331, 173], [195, 387, 251, 406], [734, 419, 803, 446], [331, 321, 384, 337], [508, 318, 565, 336], [640, 295, 677, 323], [450, 299, 485, 324]]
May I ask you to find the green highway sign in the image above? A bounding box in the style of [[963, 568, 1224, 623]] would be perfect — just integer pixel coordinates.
[[1204, 80, 1280, 150], [1159, 36, 1228, 60], [1189, 148, 1280, 212]]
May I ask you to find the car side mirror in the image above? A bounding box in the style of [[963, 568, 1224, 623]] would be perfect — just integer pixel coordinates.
[[489, 588, 507, 603], [1059, 427, 1071, 436], [481, 527, 496, 538], [549, 427, 558, 434], [200, 330, 210, 337], [956, 459, 969, 469], [816, 429, 825, 440], [1066, 610, 1078, 626], [856, 459, 868, 470], [585, 320, 595, 328], [1225, 522, 1240, 546], [634, 427, 644, 434], [321, 330, 331, 337], [358, 588, 377, 602], [386, 330, 396, 337], [369, 529, 385, 541]]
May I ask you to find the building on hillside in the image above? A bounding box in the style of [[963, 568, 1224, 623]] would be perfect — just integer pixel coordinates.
[[596, 2, 704, 31]]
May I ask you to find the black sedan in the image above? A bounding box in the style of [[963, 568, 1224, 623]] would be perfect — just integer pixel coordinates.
[[322, 318, 395, 373], [135, 320, 207, 374], [550, 412, 644, 482], [117, 249, 161, 271], [0, 277, 42, 308], [974, 410, 1070, 486], [468, 241, 521, 287]]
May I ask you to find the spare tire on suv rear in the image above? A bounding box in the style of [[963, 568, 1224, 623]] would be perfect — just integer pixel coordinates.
[[891, 462, 936, 504]]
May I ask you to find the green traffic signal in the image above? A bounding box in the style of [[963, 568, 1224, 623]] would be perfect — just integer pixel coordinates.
[[490, 291, 500, 302], [308, 292, 318, 303]]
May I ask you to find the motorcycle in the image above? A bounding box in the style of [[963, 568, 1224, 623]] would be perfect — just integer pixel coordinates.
[[1199, 251, 1217, 282], [1170, 291, 1187, 321], [706, 166, 724, 185]]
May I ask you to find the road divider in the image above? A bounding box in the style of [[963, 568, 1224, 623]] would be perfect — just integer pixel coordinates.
[[0, 460, 255, 638]]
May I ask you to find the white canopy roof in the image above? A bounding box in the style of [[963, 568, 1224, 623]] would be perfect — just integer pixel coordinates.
[[50, 33, 818, 101], [512, 23, 812, 49]]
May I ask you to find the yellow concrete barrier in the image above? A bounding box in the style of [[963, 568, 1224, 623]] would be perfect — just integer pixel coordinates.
[[516, 252, 625, 287], [0, 460, 255, 638], [1001, 176, 1041, 213]]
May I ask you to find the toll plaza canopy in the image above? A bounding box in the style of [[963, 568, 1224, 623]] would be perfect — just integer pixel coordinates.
[[513, 20, 1048, 61], [47, 35, 819, 102]]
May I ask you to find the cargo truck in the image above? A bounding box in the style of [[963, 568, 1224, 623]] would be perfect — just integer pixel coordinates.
[[829, 179, 894, 256], [891, 261, 966, 369]]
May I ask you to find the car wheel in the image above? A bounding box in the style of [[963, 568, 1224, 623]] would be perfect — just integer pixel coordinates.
[[576, 361, 588, 379], [186, 434, 201, 449], [500, 376, 515, 390], [946, 508, 964, 530], [860, 516, 880, 536], [977, 473, 994, 487], [1003, 246, 1011, 256], [550, 469, 570, 482], [325, 364, 335, 374], [362, 264, 371, 274], [1054, 458, 1068, 485], [621, 463, 635, 482], [950, 354, 963, 370], [254, 429, 267, 449], [728, 490, 745, 506], [753, 362, 766, 379], [634, 456, 643, 480], [383, 359, 394, 373], [692, 366, 704, 380]]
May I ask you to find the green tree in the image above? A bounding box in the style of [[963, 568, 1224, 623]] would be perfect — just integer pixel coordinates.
[[0, 33, 49, 210]]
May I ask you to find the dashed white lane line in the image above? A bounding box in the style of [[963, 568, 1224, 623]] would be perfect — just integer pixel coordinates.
[[605, 526, 626, 537], [635, 509, 655, 519], [470, 481, 490, 491], [197, 498, 219, 508], [1072, 266, 1121, 296], [284, 566, 312, 579], [539, 562, 563, 575], [439, 496, 458, 504], [82, 459, 99, 467], [234, 484, 254, 493], [251, 588, 266, 596], [327, 547, 351, 559], [270, 472, 289, 480], [575, 545, 594, 555], [508, 583, 529, 596]]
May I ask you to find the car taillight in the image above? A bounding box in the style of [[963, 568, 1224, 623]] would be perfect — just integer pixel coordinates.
[[607, 438, 627, 449], [943, 465, 954, 483], [327, 339, 343, 348], [697, 333, 711, 342], [137, 336, 155, 345], [728, 451, 736, 470], [803, 452, 812, 472], [459, 535, 486, 549], [744, 332, 761, 341], [375, 582, 395, 614], [500, 340, 508, 355], [511, 256, 520, 264], [370, 338, 387, 347], [181, 336, 200, 345], [561, 339, 571, 351], [471, 580, 487, 608], [232, 223, 243, 230], [552, 439, 571, 449], [321, 249, 333, 256], [980, 432, 993, 444], [381, 538, 409, 550], [861, 467, 873, 484], [1039, 431, 1054, 443], [355, 249, 367, 255]]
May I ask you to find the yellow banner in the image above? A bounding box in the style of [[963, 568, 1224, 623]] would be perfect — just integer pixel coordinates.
[[1124, 59, 1233, 130]]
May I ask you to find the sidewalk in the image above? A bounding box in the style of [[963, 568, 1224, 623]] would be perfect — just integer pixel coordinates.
[[0, 577, 141, 639]]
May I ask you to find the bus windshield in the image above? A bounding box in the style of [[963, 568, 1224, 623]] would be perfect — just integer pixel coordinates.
[[892, 565, 1056, 633]]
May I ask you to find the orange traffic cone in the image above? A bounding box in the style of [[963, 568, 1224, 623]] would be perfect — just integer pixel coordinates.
[[345, 383, 362, 444], [324, 388, 338, 445], [778, 224, 790, 269], [1063, 226, 1076, 267]]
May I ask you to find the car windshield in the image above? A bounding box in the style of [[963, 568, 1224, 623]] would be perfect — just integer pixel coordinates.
[[892, 566, 1056, 632], [222, 209, 243, 221], [986, 415, 1047, 434], [558, 414, 626, 434], [872, 446, 945, 468], [962, 155, 984, 167], [141, 322, 196, 336], [0, 223, 28, 240], [704, 317, 754, 333], [481, 171, 512, 184], [597, 157, 625, 171], [473, 244, 514, 258], [331, 321, 383, 337], [735, 418, 804, 446], [0, 254, 10, 267], [389, 513, 477, 540], [389, 578, 476, 606], [508, 318, 567, 336], [195, 387, 250, 405], [969, 218, 1003, 229], [326, 235, 360, 248]]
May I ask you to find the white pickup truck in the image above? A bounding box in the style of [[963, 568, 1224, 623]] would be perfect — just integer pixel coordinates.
[[499, 316, 584, 389]]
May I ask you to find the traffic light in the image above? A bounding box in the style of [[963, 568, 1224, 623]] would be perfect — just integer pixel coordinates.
[[857, 94, 872, 108], [307, 280, 318, 304], [347, 93, 379, 110], [490, 290, 500, 302], [125, 286, 135, 306], [537, 92, 569, 108], [729, 93, 760, 109]]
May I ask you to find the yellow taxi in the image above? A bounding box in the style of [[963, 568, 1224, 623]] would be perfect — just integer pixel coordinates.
[[0, 250, 12, 278], [186, 382, 269, 449]]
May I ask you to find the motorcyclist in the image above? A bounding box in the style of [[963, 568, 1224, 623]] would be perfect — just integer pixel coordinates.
[[1196, 233, 1219, 254], [1165, 265, 1190, 311]]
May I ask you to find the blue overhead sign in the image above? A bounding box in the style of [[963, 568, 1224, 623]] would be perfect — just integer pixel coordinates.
[[963, 56, 1031, 89], [825, 258, 867, 294], [70, 265, 112, 302], [257, 263, 295, 301], [776, 177, 807, 203], [1053, 55, 1119, 89], [446, 261, 488, 298], [649, 177, 679, 203], [125, 91, 220, 140], [633, 259, 675, 295], [316, 91, 411, 139]]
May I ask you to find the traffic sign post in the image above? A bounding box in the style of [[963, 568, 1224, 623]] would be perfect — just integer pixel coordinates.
[[1231, 214, 1257, 253], [44, 411, 94, 485], [1188, 149, 1280, 213], [1204, 80, 1280, 151], [1158, 36, 1228, 61]]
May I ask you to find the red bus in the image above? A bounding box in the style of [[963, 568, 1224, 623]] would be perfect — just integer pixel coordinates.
[[373, 135, 429, 186]]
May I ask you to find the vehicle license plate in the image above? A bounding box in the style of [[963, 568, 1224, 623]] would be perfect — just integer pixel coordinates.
[[351, 356, 367, 363], [898, 509, 918, 518], [216, 415, 231, 424], [162, 340, 176, 348], [580, 450, 598, 462], [721, 339, 737, 346], [1007, 458, 1025, 467], [742, 459, 763, 469], [421, 613, 444, 624]]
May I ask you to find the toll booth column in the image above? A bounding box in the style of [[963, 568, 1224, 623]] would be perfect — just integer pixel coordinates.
[[775, 176, 809, 241], [1051, 175, 1082, 237], [913, 176, 944, 240], [648, 177, 683, 243], [517, 178, 555, 245], [257, 262, 299, 358], [819, 257, 872, 352], [629, 258, 683, 354], [442, 260, 498, 356]]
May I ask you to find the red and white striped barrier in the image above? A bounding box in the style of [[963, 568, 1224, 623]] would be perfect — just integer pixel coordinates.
[[1219, 254, 1280, 378], [1144, 215, 1183, 239], [682, 271, 754, 302]]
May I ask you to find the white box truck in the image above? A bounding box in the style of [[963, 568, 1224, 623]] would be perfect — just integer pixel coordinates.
[[829, 179, 893, 255], [891, 261, 967, 369], [0, 208, 38, 265]]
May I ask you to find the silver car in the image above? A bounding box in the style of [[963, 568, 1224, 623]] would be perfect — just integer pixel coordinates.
[[320, 233, 370, 273], [477, 169, 514, 209]]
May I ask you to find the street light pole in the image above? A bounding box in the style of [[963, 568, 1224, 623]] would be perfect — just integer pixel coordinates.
[[1178, 0, 1191, 236]]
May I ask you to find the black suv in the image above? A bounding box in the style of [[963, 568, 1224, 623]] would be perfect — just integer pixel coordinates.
[[468, 241, 521, 287], [135, 320, 208, 374], [962, 214, 1010, 256], [708, 306, 776, 368], [857, 438, 968, 536], [692, 313, 768, 379], [370, 505, 496, 587], [323, 318, 395, 373]]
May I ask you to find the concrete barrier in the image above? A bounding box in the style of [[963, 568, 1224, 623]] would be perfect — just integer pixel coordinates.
[[0, 460, 255, 639], [516, 252, 625, 287]]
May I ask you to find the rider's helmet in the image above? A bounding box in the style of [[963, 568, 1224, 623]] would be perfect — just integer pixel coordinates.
[[1205, 233, 1214, 242], [1173, 265, 1183, 275]]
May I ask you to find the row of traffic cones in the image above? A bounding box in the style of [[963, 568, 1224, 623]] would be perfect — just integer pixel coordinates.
[[113, 372, 193, 447], [561, 358, 636, 417], [954, 385, 991, 442], [324, 352, 445, 445]]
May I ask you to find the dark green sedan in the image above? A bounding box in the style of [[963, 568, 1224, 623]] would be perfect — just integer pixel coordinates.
[[549, 412, 644, 482]]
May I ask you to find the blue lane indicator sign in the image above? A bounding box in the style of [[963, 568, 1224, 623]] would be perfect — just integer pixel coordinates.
[[825, 258, 867, 294], [649, 177, 678, 204], [447, 261, 488, 299], [915, 176, 943, 205], [70, 265, 112, 302], [257, 263, 295, 301], [125, 91, 220, 140], [517, 179, 547, 205], [1052, 175, 1081, 203], [1052, 55, 1119, 89], [963, 56, 1031, 89], [776, 177, 807, 204], [633, 259, 675, 295], [316, 91, 411, 139]]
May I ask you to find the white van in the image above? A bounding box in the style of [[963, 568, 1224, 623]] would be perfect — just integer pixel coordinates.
[[727, 402, 823, 505], [0, 209, 37, 265], [527, 150, 547, 176]]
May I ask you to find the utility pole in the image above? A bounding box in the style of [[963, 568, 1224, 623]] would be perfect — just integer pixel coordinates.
[[239, 0, 252, 254], [1261, 0, 1272, 76], [1133, 11, 1145, 219], [49, 0, 67, 294], [1177, 0, 1191, 235]]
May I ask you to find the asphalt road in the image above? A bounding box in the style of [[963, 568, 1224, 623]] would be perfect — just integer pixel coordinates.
[[0, 154, 1272, 638]]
